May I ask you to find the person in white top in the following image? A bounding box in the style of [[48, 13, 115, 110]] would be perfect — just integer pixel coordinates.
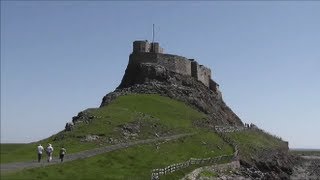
[[46, 144, 54, 162], [37, 144, 44, 162]]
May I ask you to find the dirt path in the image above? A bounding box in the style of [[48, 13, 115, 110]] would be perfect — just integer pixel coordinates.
[[1, 133, 192, 174]]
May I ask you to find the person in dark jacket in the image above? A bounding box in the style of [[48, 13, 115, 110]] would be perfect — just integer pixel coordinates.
[[59, 146, 67, 162]]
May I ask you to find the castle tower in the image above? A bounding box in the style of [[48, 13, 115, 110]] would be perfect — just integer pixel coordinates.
[[133, 40, 150, 53], [150, 42, 164, 53], [132, 40, 164, 53]]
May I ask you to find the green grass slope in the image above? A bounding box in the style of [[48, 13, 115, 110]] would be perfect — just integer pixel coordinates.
[[1, 94, 207, 164], [1, 94, 290, 179], [2, 132, 233, 180], [227, 130, 287, 161]]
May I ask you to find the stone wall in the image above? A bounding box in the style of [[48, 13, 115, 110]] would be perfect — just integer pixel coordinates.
[[157, 54, 191, 76], [130, 53, 191, 76], [214, 125, 248, 133], [129, 52, 158, 64], [197, 65, 211, 87], [209, 79, 219, 92], [190, 60, 211, 87], [190, 60, 198, 78]]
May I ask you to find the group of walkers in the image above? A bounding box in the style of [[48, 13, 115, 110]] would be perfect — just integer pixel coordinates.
[[37, 144, 66, 163]]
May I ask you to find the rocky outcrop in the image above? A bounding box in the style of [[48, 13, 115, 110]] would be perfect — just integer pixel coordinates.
[[65, 122, 74, 131], [291, 156, 320, 179], [100, 63, 243, 126], [238, 144, 295, 180]]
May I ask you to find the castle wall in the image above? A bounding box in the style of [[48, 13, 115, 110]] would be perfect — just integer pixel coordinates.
[[197, 65, 211, 87], [129, 52, 158, 64], [157, 54, 191, 76], [190, 60, 211, 87], [191, 60, 198, 79], [209, 79, 218, 91], [130, 53, 191, 76]]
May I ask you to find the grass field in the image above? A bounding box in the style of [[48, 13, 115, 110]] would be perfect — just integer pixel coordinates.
[[1, 94, 206, 164], [1, 132, 233, 180]]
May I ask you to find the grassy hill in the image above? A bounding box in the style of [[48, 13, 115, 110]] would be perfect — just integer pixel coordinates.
[[2, 132, 233, 179], [1, 94, 206, 164], [1, 94, 235, 179], [1, 94, 289, 179]]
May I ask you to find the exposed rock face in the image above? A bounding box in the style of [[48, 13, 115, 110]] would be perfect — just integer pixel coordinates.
[[101, 63, 243, 126], [81, 135, 100, 142], [291, 156, 320, 179], [71, 109, 101, 125], [240, 149, 296, 180]]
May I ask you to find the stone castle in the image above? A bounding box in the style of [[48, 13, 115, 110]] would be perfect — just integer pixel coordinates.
[[97, 40, 243, 127], [130, 40, 219, 92]]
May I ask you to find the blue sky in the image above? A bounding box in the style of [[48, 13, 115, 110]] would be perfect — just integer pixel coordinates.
[[1, 1, 319, 148]]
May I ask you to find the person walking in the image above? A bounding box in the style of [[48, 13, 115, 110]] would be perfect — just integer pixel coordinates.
[[46, 144, 54, 162], [59, 146, 67, 162], [37, 144, 44, 162]]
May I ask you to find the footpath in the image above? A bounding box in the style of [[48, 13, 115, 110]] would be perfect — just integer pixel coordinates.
[[1, 133, 192, 174]]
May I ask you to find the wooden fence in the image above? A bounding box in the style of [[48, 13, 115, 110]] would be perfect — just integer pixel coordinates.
[[150, 154, 233, 180]]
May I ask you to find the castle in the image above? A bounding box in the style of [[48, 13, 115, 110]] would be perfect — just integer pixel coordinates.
[[130, 40, 219, 92]]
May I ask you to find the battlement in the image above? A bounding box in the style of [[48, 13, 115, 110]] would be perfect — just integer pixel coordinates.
[[133, 40, 164, 53], [130, 41, 218, 91]]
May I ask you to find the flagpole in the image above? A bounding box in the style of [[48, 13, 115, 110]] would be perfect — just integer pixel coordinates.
[[152, 24, 155, 43], [152, 24, 155, 52]]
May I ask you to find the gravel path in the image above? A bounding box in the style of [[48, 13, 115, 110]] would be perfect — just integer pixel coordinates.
[[1, 133, 192, 174]]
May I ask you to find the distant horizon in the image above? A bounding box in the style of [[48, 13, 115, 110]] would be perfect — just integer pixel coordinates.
[[290, 148, 320, 151]]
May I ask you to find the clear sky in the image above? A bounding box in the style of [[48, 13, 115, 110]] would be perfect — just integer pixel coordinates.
[[1, 1, 319, 149]]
